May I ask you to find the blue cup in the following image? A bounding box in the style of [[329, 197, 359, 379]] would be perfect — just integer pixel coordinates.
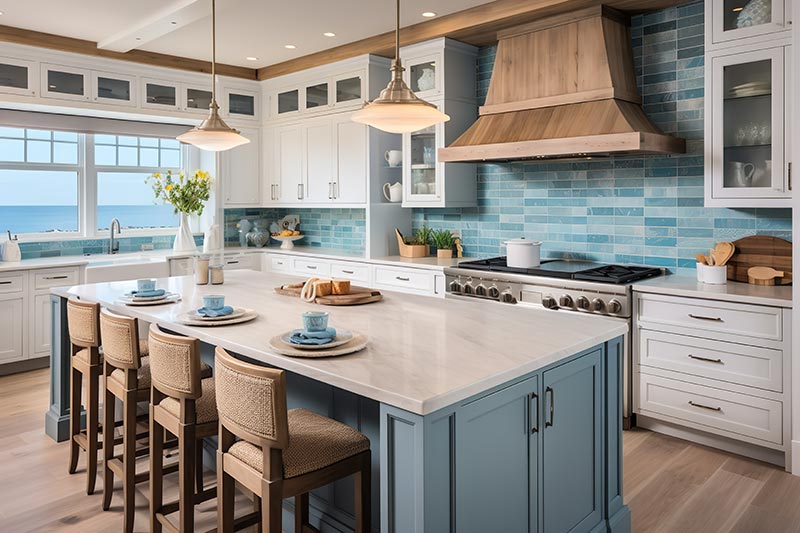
[[203, 295, 225, 310], [137, 279, 156, 291], [302, 311, 329, 332]]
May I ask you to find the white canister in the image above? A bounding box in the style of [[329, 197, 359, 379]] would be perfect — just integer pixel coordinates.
[[504, 238, 542, 269], [697, 263, 727, 285]]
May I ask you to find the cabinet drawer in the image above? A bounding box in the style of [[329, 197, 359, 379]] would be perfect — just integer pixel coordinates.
[[292, 258, 331, 277], [639, 329, 783, 392], [0, 272, 24, 294], [34, 268, 79, 290], [330, 262, 370, 283], [270, 255, 290, 272], [374, 266, 434, 292], [637, 293, 782, 342], [639, 373, 783, 445], [224, 254, 258, 270]]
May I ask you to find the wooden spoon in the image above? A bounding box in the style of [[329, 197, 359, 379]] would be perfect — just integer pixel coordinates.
[[747, 266, 784, 286], [695, 253, 707, 265], [714, 242, 735, 266]]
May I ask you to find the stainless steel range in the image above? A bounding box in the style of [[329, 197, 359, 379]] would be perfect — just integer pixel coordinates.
[[444, 257, 665, 429]]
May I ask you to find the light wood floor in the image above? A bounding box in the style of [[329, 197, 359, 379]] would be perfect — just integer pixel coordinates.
[[3, 368, 800, 532]]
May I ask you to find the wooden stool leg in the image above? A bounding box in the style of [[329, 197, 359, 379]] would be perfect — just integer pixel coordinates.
[[122, 390, 137, 533], [150, 407, 164, 533], [217, 451, 235, 533], [68, 366, 82, 474], [101, 382, 115, 511], [254, 494, 262, 533], [195, 439, 205, 495], [85, 366, 100, 495], [354, 455, 370, 533], [295, 493, 309, 532], [179, 424, 197, 533], [261, 480, 282, 533]]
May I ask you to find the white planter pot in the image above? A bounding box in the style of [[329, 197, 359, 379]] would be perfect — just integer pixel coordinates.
[[173, 212, 196, 253], [504, 238, 542, 268]]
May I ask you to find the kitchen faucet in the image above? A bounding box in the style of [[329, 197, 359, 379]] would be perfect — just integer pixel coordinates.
[[109, 218, 121, 254]]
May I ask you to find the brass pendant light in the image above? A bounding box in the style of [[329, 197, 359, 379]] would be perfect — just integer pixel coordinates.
[[176, 0, 250, 151], [351, 0, 450, 134]]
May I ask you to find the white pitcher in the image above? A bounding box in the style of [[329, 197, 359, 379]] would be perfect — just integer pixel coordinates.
[[728, 161, 755, 187], [384, 150, 402, 167], [383, 182, 402, 203]]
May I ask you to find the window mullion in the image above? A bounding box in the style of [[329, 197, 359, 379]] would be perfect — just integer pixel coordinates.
[[84, 134, 98, 239]]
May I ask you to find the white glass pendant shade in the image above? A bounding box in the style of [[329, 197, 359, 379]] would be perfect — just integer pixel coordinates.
[[177, 104, 250, 151]]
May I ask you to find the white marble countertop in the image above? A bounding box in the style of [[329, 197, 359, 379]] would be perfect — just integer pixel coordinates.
[[633, 274, 793, 308], [53, 270, 627, 415]]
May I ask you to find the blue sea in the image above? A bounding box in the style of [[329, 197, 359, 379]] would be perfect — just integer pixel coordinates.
[[0, 205, 179, 234]]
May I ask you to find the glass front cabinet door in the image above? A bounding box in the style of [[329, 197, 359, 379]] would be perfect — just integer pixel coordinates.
[[402, 53, 441, 99], [223, 87, 258, 119], [710, 0, 789, 46], [183, 85, 213, 114], [141, 79, 180, 110], [0, 57, 36, 96], [92, 71, 136, 107], [41, 64, 89, 101], [708, 45, 789, 205], [403, 122, 442, 205]]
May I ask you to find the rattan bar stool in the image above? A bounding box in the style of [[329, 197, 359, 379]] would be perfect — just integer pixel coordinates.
[[66, 297, 105, 495], [148, 323, 217, 533], [214, 347, 371, 533]]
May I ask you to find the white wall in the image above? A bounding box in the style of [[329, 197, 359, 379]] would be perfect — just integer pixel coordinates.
[[792, 16, 799, 475]]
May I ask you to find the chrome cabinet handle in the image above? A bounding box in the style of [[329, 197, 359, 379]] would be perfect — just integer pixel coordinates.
[[226, 260, 239, 265], [341, 270, 354, 274], [395, 276, 410, 282], [688, 400, 722, 412], [306, 265, 317, 270], [688, 354, 723, 364], [688, 314, 723, 322], [333, 181, 339, 199], [545, 386, 554, 427], [328, 182, 333, 199], [297, 183, 304, 200], [0, 280, 11, 285], [44, 275, 69, 280], [529, 392, 539, 434]]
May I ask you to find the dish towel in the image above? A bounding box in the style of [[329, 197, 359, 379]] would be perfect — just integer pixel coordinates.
[[128, 289, 166, 298], [197, 306, 234, 318], [290, 327, 337, 345]]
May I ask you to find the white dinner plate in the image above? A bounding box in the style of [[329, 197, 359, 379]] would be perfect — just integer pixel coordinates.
[[279, 329, 354, 350]]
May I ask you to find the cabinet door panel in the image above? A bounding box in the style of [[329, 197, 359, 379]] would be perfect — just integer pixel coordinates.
[[222, 127, 261, 206], [305, 120, 334, 203], [542, 349, 602, 533], [275, 126, 304, 204], [0, 296, 24, 362], [334, 118, 367, 204], [456, 376, 537, 533], [32, 293, 51, 355]]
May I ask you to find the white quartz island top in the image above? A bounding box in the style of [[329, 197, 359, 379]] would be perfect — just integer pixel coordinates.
[[53, 270, 627, 415], [633, 274, 792, 308]]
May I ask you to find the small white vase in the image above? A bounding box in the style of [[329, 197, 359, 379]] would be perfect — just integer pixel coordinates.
[[173, 212, 196, 253]]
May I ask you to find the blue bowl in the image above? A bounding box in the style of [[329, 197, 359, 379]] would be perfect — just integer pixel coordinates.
[[137, 279, 156, 291], [302, 311, 329, 332], [202, 294, 226, 310]]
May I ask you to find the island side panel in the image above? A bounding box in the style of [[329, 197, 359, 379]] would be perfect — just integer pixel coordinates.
[[605, 336, 631, 533], [45, 294, 73, 442]]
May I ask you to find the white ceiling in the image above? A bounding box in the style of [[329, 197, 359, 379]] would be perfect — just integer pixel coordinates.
[[2, 0, 493, 68]]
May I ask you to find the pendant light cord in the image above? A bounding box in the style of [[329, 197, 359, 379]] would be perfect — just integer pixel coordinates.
[[211, 0, 217, 103], [395, 0, 400, 61]]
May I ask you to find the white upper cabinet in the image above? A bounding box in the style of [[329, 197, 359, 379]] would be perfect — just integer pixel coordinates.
[[272, 123, 304, 204], [92, 70, 136, 107], [333, 115, 367, 204], [182, 83, 213, 115], [0, 56, 37, 96], [222, 85, 259, 120], [41, 63, 90, 101], [707, 0, 792, 50], [304, 118, 334, 203], [221, 126, 261, 207], [141, 78, 180, 110]]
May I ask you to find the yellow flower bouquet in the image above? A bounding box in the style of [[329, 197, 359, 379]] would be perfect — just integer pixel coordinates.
[[147, 169, 212, 216]]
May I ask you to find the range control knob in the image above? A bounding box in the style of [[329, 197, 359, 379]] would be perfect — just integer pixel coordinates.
[[576, 296, 590, 310], [590, 298, 604, 312], [462, 281, 474, 295], [559, 294, 574, 308], [607, 299, 622, 314], [542, 296, 558, 310], [488, 285, 501, 299], [500, 290, 517, 304], [449, 279, 463, 293], [475, 283, 488, 297]]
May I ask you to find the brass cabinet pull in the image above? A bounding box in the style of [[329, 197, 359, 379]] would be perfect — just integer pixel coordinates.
[[545, 386, 554, 427], [688, 314, 723, 322], [529, 392, 539, 434], [688, 354, 723, 364], [688, 400, 722, 412]]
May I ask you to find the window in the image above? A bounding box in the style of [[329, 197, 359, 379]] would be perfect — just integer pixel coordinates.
[[0, 126, 193, 238]]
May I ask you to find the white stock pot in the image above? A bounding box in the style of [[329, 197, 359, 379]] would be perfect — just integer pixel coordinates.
[[503, 238, 542, 268]]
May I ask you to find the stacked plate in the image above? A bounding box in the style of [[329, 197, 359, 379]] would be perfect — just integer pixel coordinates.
[[727, 81, 770, 98], [269, 329, 368, 358], [117, 290, 181, 306], [176, 307, 257, 326]]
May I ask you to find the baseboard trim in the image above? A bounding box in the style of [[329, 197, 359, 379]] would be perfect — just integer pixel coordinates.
[[0, 356, 49, 377], [637, 415, 786, 469]]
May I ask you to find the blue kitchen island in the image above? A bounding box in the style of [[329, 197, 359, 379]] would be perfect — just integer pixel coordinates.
[[48, 270, 629, 532]]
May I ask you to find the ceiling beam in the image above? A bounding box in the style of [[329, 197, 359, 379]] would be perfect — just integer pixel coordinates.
[[0, 24, 258, 80], [256, 0, 686, 80], [97, 0, 207, 53]]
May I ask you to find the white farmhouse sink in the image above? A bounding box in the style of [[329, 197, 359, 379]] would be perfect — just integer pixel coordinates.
[[85, 255, 169, 283]]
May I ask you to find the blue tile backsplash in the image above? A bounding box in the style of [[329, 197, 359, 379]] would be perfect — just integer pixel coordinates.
[[412, 1, 792, 274], [18, 234, 204, 260]]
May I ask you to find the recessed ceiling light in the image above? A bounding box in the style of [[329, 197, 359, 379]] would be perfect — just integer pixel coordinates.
[[245, 56, 259, 61], [422, 11, 437, 17], [323, 32, 336, 37], [284, 44, 297, 49]]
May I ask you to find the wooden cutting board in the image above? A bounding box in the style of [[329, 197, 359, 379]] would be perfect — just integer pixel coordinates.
[[275, 283, 383, 306], [727, 236, 792, 285]]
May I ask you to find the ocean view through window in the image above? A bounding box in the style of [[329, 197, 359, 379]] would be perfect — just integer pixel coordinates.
[[0, 126, 189, 238]]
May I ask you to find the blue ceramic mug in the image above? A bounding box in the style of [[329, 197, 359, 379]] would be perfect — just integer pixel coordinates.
[[137, 279, 156, 291], [302, 311, 329, 332], [202, 294, 226, 310]]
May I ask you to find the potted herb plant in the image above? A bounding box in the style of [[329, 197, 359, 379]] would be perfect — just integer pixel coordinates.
[[432, 229, 456, 259], [147, 169, 212, 252]]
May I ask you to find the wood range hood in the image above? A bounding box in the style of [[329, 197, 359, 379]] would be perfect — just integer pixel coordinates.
[[438, 5, 686, 162]]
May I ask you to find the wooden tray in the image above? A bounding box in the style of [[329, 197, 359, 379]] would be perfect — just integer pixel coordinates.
[[275, 283, 383, 306], [268, 334, 368, 358], [727, 236, 792, 285]]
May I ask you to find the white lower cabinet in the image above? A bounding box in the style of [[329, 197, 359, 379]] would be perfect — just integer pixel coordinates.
[[634, 291, 791, 461], [330, 261, 371, 284], [0, 293, 24, 363], [32, 293, 52, 356]]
